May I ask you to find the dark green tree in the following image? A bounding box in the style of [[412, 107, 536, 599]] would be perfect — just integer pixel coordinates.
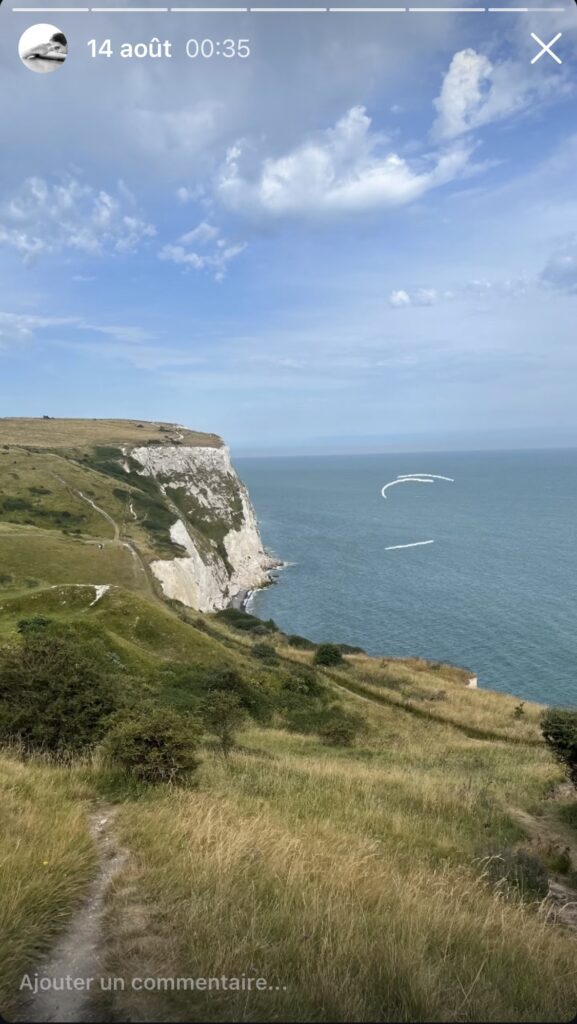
[[314, 643, 344, 667], [201, 691, 246, 759], [541, 708, 577, 788], [0, 619, 118, 755]]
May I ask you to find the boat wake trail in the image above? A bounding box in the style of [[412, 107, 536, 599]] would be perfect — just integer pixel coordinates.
[[385, 540, 435, 551], [396, 473, 455, 483], [381, 478, 434, 499]]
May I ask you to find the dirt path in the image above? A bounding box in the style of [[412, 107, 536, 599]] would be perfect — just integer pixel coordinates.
[[20, 809, 127, 1024], [48, 470, 120, 543], [76, 491, 120, 543], [121, 538, 155, 596], [47, 469, 154, 596]]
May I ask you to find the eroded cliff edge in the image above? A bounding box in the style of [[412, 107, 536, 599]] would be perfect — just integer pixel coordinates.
[[128, 441, 276, 612], [0, 418, 275, 614]]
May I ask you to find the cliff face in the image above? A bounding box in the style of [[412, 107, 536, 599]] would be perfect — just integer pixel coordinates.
[[129, 443, 275, 612]]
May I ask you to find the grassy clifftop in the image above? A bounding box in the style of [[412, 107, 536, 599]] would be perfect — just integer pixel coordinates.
[[0, 419, 247, 605], [0, 417, 223, 449]]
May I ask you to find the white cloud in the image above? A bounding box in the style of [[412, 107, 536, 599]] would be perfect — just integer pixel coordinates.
[[180, 221, 220, 246], [217, 106, 472, 219], [432, 48, 564, 141], [0, 312, 79, 346], [159, 221, 246, 281], [389, 287, 440, 308], [0, 310, 157, 350], [389, 290, 411, 308], [0, 176, 156, 263]]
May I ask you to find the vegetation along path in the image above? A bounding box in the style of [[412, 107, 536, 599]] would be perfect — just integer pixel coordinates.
[[18, 808, 127, 1024]]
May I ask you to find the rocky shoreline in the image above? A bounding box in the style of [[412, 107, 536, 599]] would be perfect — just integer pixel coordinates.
[[229, 557, 285, 612]]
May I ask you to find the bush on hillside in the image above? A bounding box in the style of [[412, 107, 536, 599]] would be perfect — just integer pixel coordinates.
[[284, 702, 364, 744], [201, 665, 273, 723], [17, 616, 52, 635], [541, 709, 577, 788], [201, 691, 246, 758], [287, 634, 316, 651], [215, 608, 278, 634], [0, 619, 118, 755], [103, 706, 201, 784], [251, 642, 278, 664], [318, 708, 366, 747], [280, 669, 325, 704], [314, 644, 344, 668]]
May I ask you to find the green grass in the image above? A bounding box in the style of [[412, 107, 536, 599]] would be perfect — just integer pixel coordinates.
[[0, 533, 146, 597]]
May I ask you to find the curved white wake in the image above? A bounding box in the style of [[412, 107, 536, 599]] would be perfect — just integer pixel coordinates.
[[381, 477, 434, 499], [396, 473, 455, 483]]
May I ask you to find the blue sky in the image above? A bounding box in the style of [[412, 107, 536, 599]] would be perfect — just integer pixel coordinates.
[[0, 4, 576, 453]]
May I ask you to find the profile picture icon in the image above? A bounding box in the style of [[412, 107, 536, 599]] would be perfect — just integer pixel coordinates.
[[19, 24, 68, 73]]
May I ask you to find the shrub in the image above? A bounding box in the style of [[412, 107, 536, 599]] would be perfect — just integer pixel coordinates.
[[541, 708, 577, 788], [201, 665, 273, 723], [0, 620, 118, 755], [318, 708, 366, 747], [287, 634, 316, 651], [215, 608, 278, 634], [284, 703, 363, 744], [314, 644, 344, 667], [281, 669, 324, 703], [17, 616, 52, 635], [202, 691, 246, 758], [104, 706, 201, 784], [251, 642, 278, 663]]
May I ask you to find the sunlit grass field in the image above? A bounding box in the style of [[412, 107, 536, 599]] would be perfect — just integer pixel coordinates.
[[2, 659, 576, 1021]]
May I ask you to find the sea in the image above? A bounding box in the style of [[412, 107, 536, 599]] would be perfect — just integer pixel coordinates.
[[236, 450, 577, 707]]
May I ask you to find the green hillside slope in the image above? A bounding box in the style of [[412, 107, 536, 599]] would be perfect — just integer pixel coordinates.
[[0, 420, 226, 603], [1, 421, 576, 1023]]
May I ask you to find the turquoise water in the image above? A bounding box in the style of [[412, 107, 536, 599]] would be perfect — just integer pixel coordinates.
[[236, 450, 577, 707]]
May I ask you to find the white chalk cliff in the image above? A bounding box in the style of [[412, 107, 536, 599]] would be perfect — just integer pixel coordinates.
[[128, 443, 275, 612]]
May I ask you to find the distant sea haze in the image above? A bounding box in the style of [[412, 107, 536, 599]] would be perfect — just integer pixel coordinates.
[[237, 450, 577, 708]]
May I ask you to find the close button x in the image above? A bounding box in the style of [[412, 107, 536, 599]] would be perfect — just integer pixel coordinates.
[[531, 32, 563, 65]]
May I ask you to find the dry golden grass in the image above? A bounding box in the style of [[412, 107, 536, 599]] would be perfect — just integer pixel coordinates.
[[326, 654, 543, 745], [101, 750, 577, 1022], [1, 617, 575, 1022], [0, 755, 98, 1018], [0, 418, 221, 449]]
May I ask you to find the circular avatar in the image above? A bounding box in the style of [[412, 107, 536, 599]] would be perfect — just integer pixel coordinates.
[[19, 24, 68, 73]]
